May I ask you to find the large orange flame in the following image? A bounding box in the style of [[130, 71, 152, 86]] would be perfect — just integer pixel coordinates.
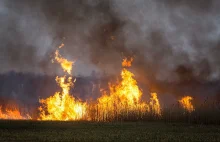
[[95, 58, 161, 121], [0, 106, 31, 120], [39, 44, 87, 121], [39, 49, 161, 121], [179, 96, 195, 113]]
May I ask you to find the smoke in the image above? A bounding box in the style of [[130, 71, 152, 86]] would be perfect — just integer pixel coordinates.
[[110, 0, 220, 82], [0, 0, 56, 74], [1, 0, 220, 83]]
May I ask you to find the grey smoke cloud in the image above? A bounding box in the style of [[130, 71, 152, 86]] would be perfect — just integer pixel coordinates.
[[0, 0, 56, 74], [1, 0, 220, 82], [110, 0, 220, 82]]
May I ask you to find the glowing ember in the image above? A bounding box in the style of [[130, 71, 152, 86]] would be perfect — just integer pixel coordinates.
[[39, 44, 87, 121], [0, 106, 31, 120], [96, 58, 148, 121], [122, 57, 133, 67], [179, 96, 195, 113]]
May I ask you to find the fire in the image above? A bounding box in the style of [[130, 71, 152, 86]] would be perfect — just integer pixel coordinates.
[[122, 57, 133, 67], [39, 44, 87, 121], [179, 96, 195, 113], [149, 93, 161, 115], [38, 46, 162, 121], [54, 44, 74, 74], [96, 58, 150, 121], [0, 106, 31, 120]]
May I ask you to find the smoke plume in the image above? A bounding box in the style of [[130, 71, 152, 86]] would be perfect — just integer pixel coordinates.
[[1, 0, 220, 83]]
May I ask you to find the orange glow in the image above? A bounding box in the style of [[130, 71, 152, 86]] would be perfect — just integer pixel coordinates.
[[54, 44, 74, 74], [149, 93, 161, 115], [39, 44, 87, 121], [39, 46, 162, 121], [0, 106, 31, 120], [96, 58, 152, 121], [179, 96, 195, 113], [122, 57, 133, 67], [59, 43, 64, 48]]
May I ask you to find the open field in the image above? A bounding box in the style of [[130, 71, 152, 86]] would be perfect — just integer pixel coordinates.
[[0, 120, 220, 141]]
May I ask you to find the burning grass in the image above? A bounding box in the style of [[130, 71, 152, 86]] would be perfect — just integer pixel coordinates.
[[37, 45, 163, 121], [0, 106, 31, 120], [2, 43, 220, 125], [39, 44, 88, 121], [179, 96, 195, 113]]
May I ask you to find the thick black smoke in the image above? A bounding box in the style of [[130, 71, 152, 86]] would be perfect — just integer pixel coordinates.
[[1, 0, 220, 83]]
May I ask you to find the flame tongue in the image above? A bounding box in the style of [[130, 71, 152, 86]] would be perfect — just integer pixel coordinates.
[[149, 93, 161, 115], [179, 96, 195, 113], [39, 44, 87, 121], [122, 58, 133, 67], [54, 50, 74, 75]]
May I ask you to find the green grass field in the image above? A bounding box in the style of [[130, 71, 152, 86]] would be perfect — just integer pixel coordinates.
[[0, 120, 220, 142]]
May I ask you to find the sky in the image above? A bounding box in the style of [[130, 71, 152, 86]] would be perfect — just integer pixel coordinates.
[[0, 0, 220, 82]]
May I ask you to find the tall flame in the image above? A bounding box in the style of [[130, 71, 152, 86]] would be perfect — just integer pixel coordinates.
[[96, 58, 152, 121], [149, 93, 161, 115], [38, 49, 162, 121], [179, 96, 195, 113], [0, 106, 31, 120], [39, 44, 87, 121]]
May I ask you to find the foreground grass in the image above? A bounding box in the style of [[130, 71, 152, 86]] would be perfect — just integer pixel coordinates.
[[0, 120, 220, 141]]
